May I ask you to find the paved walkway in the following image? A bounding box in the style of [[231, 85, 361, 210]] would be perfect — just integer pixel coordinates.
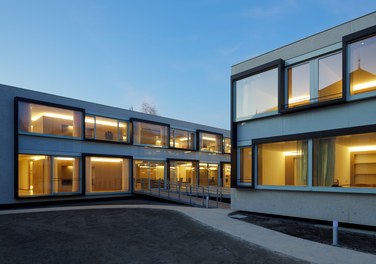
[[1, 204, 375, 264]]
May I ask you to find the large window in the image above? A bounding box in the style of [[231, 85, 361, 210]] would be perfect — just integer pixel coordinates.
[[221, 163, 231, 188], [199, 163, 218, 186], [169, 160, 197, 185], [133, 160, 165, 190], [348, 34, 376, 95], [133, 121, 168, 147], [170, 129, 195, 149], [18, 102, 82, 138], [287, 52, 342, 108], [199, 132, 222, 153], [235, 67, 278, 120], [85, 156, 130, 193], [85, 115, 129, 143], [18, 154, 80, 197], [239, 147, 252, 184], [223, 137, 231, 154], [313, 132, 376, 188], [258, 140, 308, 186]]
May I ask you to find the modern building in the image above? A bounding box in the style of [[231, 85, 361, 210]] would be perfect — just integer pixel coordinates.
[[230, 12, 376, 226], [0, 84, 230, 206]]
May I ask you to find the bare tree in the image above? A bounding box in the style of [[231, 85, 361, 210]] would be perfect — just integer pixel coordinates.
[[141, 100, 157, 115]]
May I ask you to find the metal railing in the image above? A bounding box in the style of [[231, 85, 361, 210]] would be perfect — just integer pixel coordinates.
[[134, 179, 230, 208]]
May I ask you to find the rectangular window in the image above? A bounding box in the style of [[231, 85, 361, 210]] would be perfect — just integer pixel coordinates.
[[235, 67, 278, 120], [133, 121, 168, 147], [18, 102, 82, 138], [18, 154, 80, 197], [287, 52, 342, 108], [313, 132, 376, 188], [169, 160, 197, 185], [223, 137, 231, 154], [239, 147, 252, 184], [133, 160, 165, 190], [221, 163, 231, 188], [199, 132, 222, 153], [258, 140, 308, 186], [170, 129, 195, 149], [348, 34, 376, 95], [85, 115, 129, 143], [199, 163, 219, 186], [85, 156, 130, 193]]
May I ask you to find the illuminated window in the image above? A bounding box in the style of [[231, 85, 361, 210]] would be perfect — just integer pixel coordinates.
[[348, 34, 376, 95], [133, 121, 168, 147], [85, 115, 129, 142], [199, 163, 218, 186], [221, 163, 231, 187], [239, 147, 252, 184], [53, 157, 80, 193], [199, 132, 222, 153], [169, 160, 197, 185], [133, 160, 165, 190], [223, 137, 231, 154], [170, 129, 195, 149], [258, 140, 308, 186], [86, 156, 130, 193], [313, 132, 376, 188], [18, 102, 82, 138]]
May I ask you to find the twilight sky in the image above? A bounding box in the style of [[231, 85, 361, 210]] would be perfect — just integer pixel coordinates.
[[0, 0, 375, 129]]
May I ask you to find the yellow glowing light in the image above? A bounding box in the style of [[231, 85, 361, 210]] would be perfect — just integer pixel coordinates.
[[85, 118, 126, 128], [283, 151, 302, 156], [31, 156, 45, 161], [91, 157, 123, 163], [349, 145, 376, 152], [288, 94, 310, 104], [202, 136, 216, 141], [32, 113, 73, 121], [55, 157, 75, 161], [353, 80, 376, 91]]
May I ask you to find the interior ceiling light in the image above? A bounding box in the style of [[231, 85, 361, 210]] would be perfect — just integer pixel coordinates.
[[352, 80, 376, 91], [32, 113, 73, 121], [91, 157, 123, 163], [349, 145, 376, 152]]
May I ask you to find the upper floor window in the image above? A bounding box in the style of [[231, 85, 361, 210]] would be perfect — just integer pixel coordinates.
[[223, 137, 231, 154], [235, 67, 278, 120], [132, 121, 168, 147], [170, 128, 195, 150], [287, 52, 342, 108], [348, 34, 376, 96], [85, 115, 129, 143], [18, 101, 82, 138], [199, 132, 222, 153]]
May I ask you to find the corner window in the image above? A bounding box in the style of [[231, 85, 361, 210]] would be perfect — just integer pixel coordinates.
[[18, 102, 83, 138], [239, 147, 252, 184], [85, 156, 130, 193], [313, 132, 376, 188], [133, 121, 168, 147], [85, 115, 129, 143], [170, 129, 195, 150], [18, 154, 80, 197], [348, 34, 376, 95], [199, 132, 222, 153], [287, 52, 342, 108], [223, 137, 231, 154], [235, 67, 278, 120], [169, 160, 197, 185], [258, 140, 308, 186]]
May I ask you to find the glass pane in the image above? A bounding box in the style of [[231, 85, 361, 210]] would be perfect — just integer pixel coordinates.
[[133, 121, 168, 147], [258, 140, 308, 186], [53, 157, 80, 193], [313, 132, 376, 188], [86, 157, 129, 193], [133, 160, 165, 190], [236, 67, 278, 120], [199, 163, 209, 186], [170, 129, 194, 149], [85, 116, 95, 139], [208, 164, 218, 186], [169, 161, 197, 184], [222, 163, 231, 187], [318, 53, 343, 101], [18, 154, 51, 196], [119, 121, 129, 142], [95, 116, 119, 141], [240, 147, 252, 184], [199, 132, 222, 153], [288, 63, 310, 107], [19, 102, 82, 138], [349, 35, 376, 95], [224, 138, 231, 154]]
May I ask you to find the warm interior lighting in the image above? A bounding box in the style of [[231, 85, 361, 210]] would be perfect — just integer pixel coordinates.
[[179, 137, 188, 141], [288, 94, 310, 104], [349, 145, 376, 152], [85, 118, 126, 128], [283, 151, 302, 156], [352, 81, 376, 91], [91, 157, 123, 163], [55, 157, 75, 161], [202, 136, 216, 141], [32, 113, 73, 121], [31, 156, 45, 161]]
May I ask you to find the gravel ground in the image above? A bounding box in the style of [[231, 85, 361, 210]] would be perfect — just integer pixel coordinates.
[[0, 208, 308, 264], [229, 211, 376, 255]]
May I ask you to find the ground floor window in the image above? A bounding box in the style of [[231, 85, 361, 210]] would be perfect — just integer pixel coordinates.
[[239, 147, 252, 184], [258, 140, 308, 186], [169, 160, 197, 185], [199, 163, 219, 186], [85, 156, 130, 193], [221, 163, 231, 187], [133, 160, 165, 190], [313, 132, 376, 188], [18, 154, 80, 197]]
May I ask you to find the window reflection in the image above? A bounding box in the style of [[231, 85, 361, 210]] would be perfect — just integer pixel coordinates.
[[288, 63, 310, 107], [318, 53, 342, 101], [240, 147, 252, 184]]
